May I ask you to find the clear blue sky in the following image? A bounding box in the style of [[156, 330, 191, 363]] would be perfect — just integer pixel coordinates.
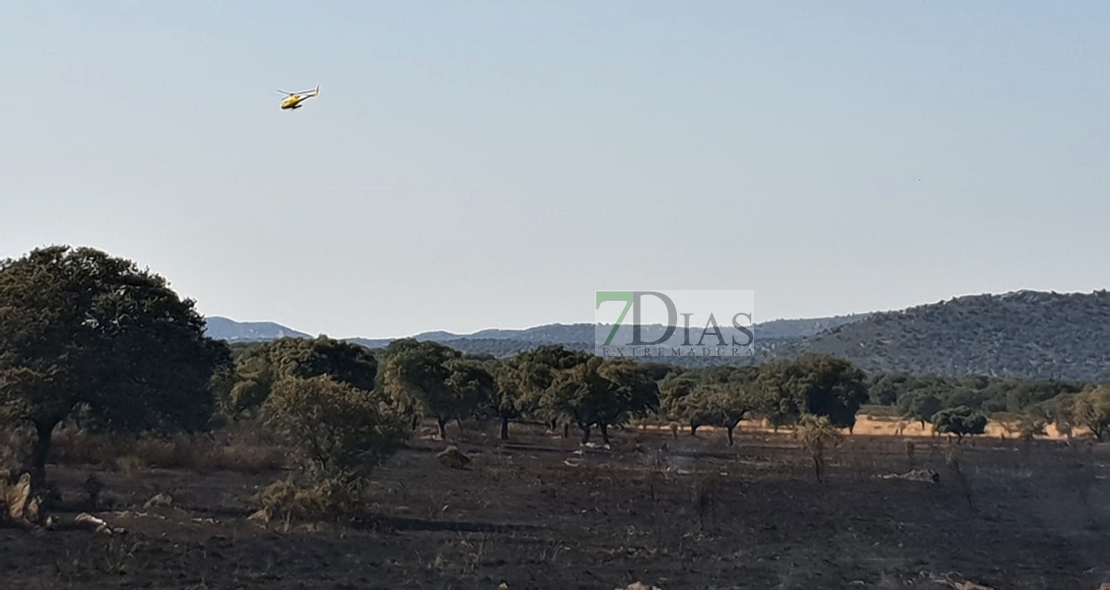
[[3, 1, 1108, 338]]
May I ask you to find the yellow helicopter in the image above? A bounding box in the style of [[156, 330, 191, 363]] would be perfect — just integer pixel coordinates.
[[277, 86, 320, 110]]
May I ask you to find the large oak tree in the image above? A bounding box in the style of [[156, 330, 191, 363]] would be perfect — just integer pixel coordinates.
[[0, 246, 230, 486]]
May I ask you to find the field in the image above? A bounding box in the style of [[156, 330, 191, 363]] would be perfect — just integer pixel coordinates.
[[3, 421, 1109, 590]]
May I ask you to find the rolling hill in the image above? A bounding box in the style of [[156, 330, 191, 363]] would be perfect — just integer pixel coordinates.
[[768, 290, 1110, 382], [346, 314, 870, 351], [203, 316, 311, 342], [204, 290, 1110, 381]]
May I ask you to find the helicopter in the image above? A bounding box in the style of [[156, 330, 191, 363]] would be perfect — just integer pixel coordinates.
[[277, 86, 320, 110]]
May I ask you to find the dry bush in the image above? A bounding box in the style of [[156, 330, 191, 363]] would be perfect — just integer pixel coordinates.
[[945, 441, 975, 511], [254, 475, 372, 523], [261, 376, 407, 479], [795, 414, 845, 482], [48, 428, 123, 466], [251, 376, 408, 524], [690, 470, 719, 531], [218, 442, 287, 473], [113, 455, 145, 477]]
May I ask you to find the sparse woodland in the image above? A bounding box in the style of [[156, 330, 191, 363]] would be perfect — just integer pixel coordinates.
[[2, 246, 1109, 588]]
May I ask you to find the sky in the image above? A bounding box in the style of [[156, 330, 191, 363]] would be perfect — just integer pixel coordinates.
[[3, 1, 1109, 339]]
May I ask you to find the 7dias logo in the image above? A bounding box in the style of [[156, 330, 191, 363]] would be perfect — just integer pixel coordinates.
[[594, 290, 755, 359]]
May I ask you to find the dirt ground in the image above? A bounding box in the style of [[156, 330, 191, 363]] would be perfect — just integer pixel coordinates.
[[3, 423, 1109, 590]]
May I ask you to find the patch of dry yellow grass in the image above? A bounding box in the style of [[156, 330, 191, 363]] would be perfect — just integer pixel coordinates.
[[635, 415, 1090, 440]]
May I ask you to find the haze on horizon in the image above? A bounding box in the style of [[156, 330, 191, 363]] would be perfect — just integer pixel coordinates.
[[4, 1, 1108, 340]]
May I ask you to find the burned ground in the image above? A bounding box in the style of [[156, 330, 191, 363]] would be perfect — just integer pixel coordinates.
[[2, 425, 1109, 590]]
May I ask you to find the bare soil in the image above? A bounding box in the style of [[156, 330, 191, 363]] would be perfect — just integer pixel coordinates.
[[3, 425, 1109, 590]]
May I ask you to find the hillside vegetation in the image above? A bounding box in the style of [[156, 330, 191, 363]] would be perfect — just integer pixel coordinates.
[[772, 290, 1110, 382], [346, 314, 868, 351], [309, 291, 1110, 381]]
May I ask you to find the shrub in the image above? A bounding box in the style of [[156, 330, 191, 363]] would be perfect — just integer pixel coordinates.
[[932, 406, 988, 441], [795, 414, 844, 482], [261, 376, 408, 478], [254, 475, 372, 522], [1073, 386, 1110, 441]]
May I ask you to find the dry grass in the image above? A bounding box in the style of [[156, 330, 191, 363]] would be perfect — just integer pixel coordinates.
[[634, 414, 1091, 440], [50, 426, 287, 475]]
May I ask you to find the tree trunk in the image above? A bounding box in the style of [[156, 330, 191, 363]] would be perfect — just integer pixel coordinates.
[[690, 422, 699, 437], [500, 416, 510, 441], [726, 425, 735, 447], [29, 419, 56, 489], [563, 423, 569, 438], [436, 418, 447, 440], [411, 414, 420, 431], [599, 423, 610, 445], [549, 418, 558, 431], [579, 424, 591, 444]]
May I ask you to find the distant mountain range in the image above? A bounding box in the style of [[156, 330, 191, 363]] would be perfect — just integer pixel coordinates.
[[346, 314, 870, 350], [204, 290, 1110, 382], [203, 317, 311, 342]]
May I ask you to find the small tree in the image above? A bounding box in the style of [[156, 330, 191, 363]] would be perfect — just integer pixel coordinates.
[[227, 336, 379, 417], [932, 406, 987, 442], [489, 360, 524, 441], [542, 356, 658, 445], [261, 376, 408, 479], [757, 354, 869, 431], [795, 414, 844, 482], [510, 345, 593, 437], [1016, 412, 1047, 441], [1073, 386, 1110, 441], [378, 339, 458, 437], [658, 374, 703, 435], [677, 383, 759, 446], [897, 391, 944, 430]]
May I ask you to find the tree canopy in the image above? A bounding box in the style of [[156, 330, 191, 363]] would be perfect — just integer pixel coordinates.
[[225, 336, 379, 417], [0, 246, 230, 485], [756, 354, 869, 431]]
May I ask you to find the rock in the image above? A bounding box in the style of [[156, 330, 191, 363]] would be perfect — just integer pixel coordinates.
[[248, 508, 271, 522], [6, 473, 32, 521], [74, 512, 125, 536], [877, 469, 939, 483], [144, 492, 174, 509], [436, 446, 471, 469], [617, 583, 662, 590], [22, 497, 41, 524]]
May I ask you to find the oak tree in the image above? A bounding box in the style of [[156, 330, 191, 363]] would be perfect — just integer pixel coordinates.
[[0, 246, 229, 487]]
